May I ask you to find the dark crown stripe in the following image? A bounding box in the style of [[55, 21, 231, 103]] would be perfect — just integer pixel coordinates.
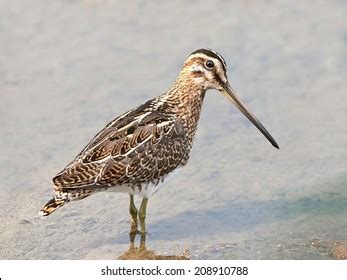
[[190, 48, 227, 72]]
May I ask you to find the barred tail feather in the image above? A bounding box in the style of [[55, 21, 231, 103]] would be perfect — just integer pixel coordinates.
[[39, 196, 67, 217]]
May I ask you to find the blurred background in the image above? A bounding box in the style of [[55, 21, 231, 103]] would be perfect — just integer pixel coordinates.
[[0, 0, 346, 259]]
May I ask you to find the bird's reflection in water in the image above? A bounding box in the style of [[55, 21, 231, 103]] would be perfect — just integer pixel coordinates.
[[117, 232, 190, 260]]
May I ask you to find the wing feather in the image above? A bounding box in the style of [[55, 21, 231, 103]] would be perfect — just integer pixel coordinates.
[[52, 107, 189, 191]]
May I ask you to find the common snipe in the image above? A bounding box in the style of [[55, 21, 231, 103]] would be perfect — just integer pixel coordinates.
[[40, 49, 279, 241]]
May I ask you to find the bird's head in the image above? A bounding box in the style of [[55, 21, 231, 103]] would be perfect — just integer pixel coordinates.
[[182, 48, 279, 149], [184, 48, 229, 91]]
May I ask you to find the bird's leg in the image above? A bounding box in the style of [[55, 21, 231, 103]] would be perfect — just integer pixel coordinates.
[[129, 195, 138, 247], [140, 231, 146, 251], [138, 197, 148, 234], [138, 197, 148, 250]]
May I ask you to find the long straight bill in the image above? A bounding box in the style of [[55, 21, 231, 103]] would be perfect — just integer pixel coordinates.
[[221, 85, 279, 149]]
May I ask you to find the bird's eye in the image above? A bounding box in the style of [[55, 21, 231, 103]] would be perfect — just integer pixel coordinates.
[[205, 60, 214, 69]]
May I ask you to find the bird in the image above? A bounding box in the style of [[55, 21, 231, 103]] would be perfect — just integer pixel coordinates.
[[40, 48, 279, 240]]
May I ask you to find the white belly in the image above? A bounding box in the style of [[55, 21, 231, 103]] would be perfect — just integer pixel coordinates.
[[106, 166, 182, 198], [139, 166, 182, 197]]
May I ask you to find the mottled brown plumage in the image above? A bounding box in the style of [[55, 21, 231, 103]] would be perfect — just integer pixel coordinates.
[[50, 83, 203, 194], [40, 49, 278, 241]]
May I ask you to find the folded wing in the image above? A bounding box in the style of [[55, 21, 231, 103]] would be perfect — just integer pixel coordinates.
[[52, 107, 189, 191]]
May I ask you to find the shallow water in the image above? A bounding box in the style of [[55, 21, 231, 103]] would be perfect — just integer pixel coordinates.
[[0, 0, 346, 259]]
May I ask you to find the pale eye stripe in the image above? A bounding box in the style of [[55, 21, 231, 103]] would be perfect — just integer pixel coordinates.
[[209, 49, 227, 71], [190, 49, 227, 72]]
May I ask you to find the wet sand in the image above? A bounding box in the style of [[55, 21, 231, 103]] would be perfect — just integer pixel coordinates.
[[0, 0, 346, 259], [332, 243, 347, 260], [117, 246, 190, 260]]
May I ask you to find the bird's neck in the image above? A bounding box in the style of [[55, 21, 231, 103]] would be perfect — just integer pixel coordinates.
[[162, 72, 207, 142]]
